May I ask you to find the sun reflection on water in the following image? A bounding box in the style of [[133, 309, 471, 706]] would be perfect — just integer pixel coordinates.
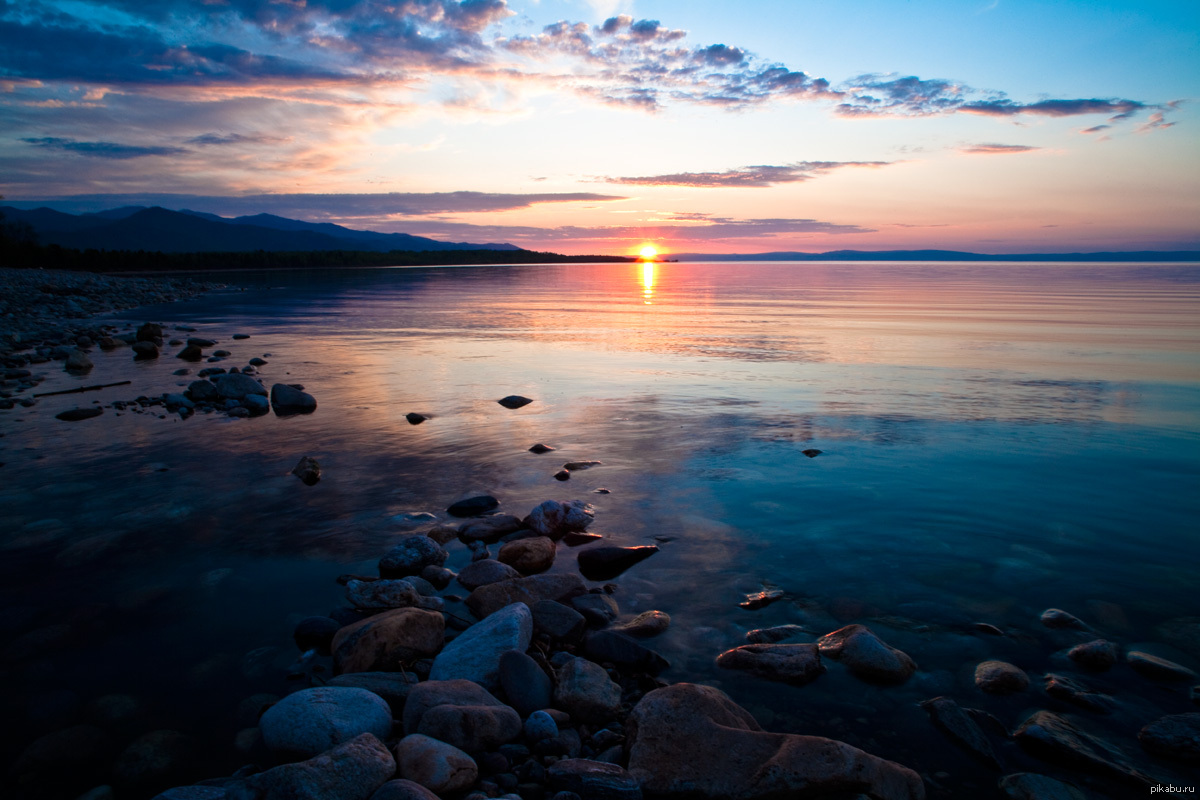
[[642, 262, 655, 304]]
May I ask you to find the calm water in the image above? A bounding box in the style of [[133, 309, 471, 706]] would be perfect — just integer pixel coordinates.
[[2, 261, 1199, 798]]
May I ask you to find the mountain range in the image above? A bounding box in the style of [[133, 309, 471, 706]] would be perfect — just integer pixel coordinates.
[[0, 205, 520, 253]]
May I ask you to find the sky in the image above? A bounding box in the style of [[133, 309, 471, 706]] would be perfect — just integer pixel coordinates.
[[1, 0, 1197, 255]]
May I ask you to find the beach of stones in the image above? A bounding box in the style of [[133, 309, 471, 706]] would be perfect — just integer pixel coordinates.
[[3, 269, 1199, 800]]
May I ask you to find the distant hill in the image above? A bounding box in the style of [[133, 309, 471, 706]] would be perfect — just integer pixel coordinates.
[[670, 249, 1200, 262], [0, 205, 521, 253]]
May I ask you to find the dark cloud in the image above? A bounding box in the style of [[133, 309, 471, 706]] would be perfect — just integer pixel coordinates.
[[21, 137, 188, 159], [961, 98, 1145, 118], [186, 132, 287, 147], [605, 161, 890, 187], [958, 144, 1040, 155]]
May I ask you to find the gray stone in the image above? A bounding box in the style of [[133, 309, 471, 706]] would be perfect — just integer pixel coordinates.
[[715, 643, 825, 684], [997, 773, 1087, 800], [467, 573, 587, 619], [457, 559, 522, 590], [430, 602, 533, 689], [418, 703, 522, 753], [187, 380, 218, 402], [243, 394, 269, 416], [547, 759, 642, 800], [1138, 712, 1200, 763], [230, 732, 395, 800], [919, 696, 1000, 769], [571, 593, 619, 627], [379, 536, 449, 578], [132, 341, 159, 359], [162, 393, 195, 411], [213, 373, 266, 400], [271, 383, 317, 415], [65, 349, 93, 372], [975, 660, 1030, 694], [331, 608, 445, 674], [176, 345, 203, 362], [526, 500, 594, 539], [460, 514, 523, 541], [499, 536, 556, 574], [533, 600, 587, 641], [346, 579, 421, 609], [500, 649, 552, 717], [524, 710, 559, 742], [328, 672, 420, 715], [394, 734, 478, 794], [817, 624, 916, 684], [369, 780, 441, 800], [554, 657, 621, 724], [259, 687, 392, 757], [420, 564, 454, 589], [403, 680, 506, 731], [577, 545, 658, 581], [612, 610, 671, 638], [745, 624, 807, 644]]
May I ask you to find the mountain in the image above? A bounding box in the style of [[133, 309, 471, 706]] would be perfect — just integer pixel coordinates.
[[1, 205, 521, 253], [670, 249, 1200, 262]]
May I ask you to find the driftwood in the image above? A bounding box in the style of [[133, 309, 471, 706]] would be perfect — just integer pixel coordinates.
[[33, 380, 131, 398]]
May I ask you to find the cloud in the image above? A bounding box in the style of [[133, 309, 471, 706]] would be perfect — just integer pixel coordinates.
[[1080, 124, 1111, 135], [958, 143, 1040, 155], [20, 136, 188, 159], [1137, 111, 1175, 134], [186, 132, 288, 147], [604, 160, 891, 187]]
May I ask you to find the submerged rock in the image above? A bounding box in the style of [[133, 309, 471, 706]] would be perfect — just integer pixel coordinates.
[[739, 589, 784, 610], [716, 643, 825, 685], [259, 687, 392, 758], [405, 412, 429, 425], [498, 395, 533, 409], [1127, 651, 1198, 682], [1040, 609, 1089, 631], [1138, 712, 1200, 763], [818, 624, 916, 684], [527, 499, 595, 539], [612, 610, 671, 638], [746, 624, 807, 644], [56, 407, 103, 422], [920, 696, 1001, 769], [1014, 710, 1154, 786], [584, 630, 669, 674], [447, 495, 500, 517], [577, 545, 658, 581], [1043, 673, 1114, 714], [292, 456, 321, 485], [975, 660, 1030, 694], [529, 443, 556, 454], [1067, 639, 1118, 671]]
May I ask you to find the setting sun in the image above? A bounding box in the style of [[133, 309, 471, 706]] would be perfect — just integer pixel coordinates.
[[639, 245, 658, 260]]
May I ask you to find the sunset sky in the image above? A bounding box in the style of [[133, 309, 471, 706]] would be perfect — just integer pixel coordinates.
[[1, 0, 1197, 255]]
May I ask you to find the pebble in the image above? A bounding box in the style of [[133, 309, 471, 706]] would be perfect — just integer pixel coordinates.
[[745, 624, 806, 644], [270, 382, 317, 415], [611, 610, 671, 638], [458, 559, 523, 590], [570, 593, 620, 627], [529, 443, 556, 453], [533, 599, 588, 641], [379, 536, 449, 578], [524, 710, 559, 742], [739, 589, 784, 610], [1040, 608, 1090, 631], [447, 495, 501, 517], [1042, 673, 1114, 714], [405, 412, 429, 424], [292, 456, 321, 485], [499, 536, 557, 574]]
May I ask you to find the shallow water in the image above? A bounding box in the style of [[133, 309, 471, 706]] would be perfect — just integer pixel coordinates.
[[2, 261, 1199, 798]]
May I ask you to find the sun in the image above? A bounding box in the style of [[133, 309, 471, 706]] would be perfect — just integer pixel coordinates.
[[639, 244, 658, 260]]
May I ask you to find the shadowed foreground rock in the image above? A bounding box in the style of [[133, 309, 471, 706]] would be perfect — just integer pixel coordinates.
[[626, 683, 925, 800], [224, 733, 395, 800]]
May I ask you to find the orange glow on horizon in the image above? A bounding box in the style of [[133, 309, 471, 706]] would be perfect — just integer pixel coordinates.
[[639, 244, 659, 260]]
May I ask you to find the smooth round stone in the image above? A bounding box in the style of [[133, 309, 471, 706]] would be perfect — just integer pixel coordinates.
[[499, 536, 556, 575], [500, 649, 553, 717], [1066, 639, 1119, 671], [553, 657, 621, 724], [716, 643, 825, 684], [525, 710, 559, 742], [395, 734, 478, 794], [379, 536, 448, 578], [259, 687, 393, 757], [612, 610, 671, 638], [975, 660, 1030, 694]]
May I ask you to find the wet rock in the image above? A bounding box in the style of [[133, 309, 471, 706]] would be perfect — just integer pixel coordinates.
[[716, 643, 825, 685], [56, 407, 103, 421], [1014, 710, 1153, 786], [554, 469, 571, 481], [249, 357, 267, 366], [817, 624, 916, 684], [1042, 673, 1114, 714], [498, 395, 533, 409], [801, 448, 822, 458], [404, 680, 507, 730], [526, 500, 595, 539], [430, 602, 533, 689], [1156, 617, 1200, 660], [213, 372, 266, 400], [739, 589, 784, 610], [405, 413, 429, 425], [533, 600, 588, 641], [331, 607, 445, 674], [379, 536, 449, 578], [328, 672, 420, 715], [563, 460, 602, 471], [448, 495, 501, 517], [347, 578, 421, 609], [292, 456, 321, 485], [65, 349, 94, 372], [746, 624, 806, 644], [294, 616, 341, 654], [501, 649, 553, 717], [137, 323, 163, 345], [271, 383, 317, 415], [1040, 609, 1089, 631], [458, 559, 524, 590], [571, 593, 620, 627], [555, 656, 622, 723], [529, 443, 556, 454], [499, 536, 557, 575], [259, 686, 392, 757], [421, 565, 454, 589], [186, 337, 216, 347], [997, 773, 1087, 800], [112, 730, 199, 796], [583, 630, 669, 674], [392, 511, 437, 530], [627, 683, 925, 799], [547, 759, 641, 800], [563, 530, 604, 546], [975, 660, 1030, 694], [1066, 639, 1118, 671], [612, 610, 671, 638], [467, 573, 587, 619], [369, 779, 441, 800], [1138, 712, 1200, 763], [177, 345, 203, 362], [395, 733, 478, 794], [132, 340, 160, 359], [460, 513, 523, 541], [187, 380, 218, 402], [232, 333, 251, 340], [1127, 651, 1198, 681], [919, 696, 1000, 769], [234, 732, 395, 800], [577, 545, 658, 581]]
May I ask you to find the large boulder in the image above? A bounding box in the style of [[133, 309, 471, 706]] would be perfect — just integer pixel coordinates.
[[626, 683, 925, 800], [259, 687, 393, 758], [331, 608, 445, 674], [817, 624, 916, 684], [1138, 712, 1200, 763], [526, 500, 595, 539], [429, 602, 533, 689], [466, 573, 586, 619], [228, 732, 395, 800]]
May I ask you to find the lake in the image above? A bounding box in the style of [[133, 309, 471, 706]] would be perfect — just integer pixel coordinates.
[[3, 260, 1199, 798]]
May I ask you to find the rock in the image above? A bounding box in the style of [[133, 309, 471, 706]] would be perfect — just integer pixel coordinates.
[[234, 732, 395, 800], [716, 643, 825, 684], [395, 734, 478, 794], [379, 536, 449, 578], [403, 680, 507, 730], [547, 760, 642, 800], [577, 545, 658, 581], [554, 657, 622, 723], [500, 650, 553, 717], [817, 624, 916, 684], [187, 380, 218, 402], [527, 500, 595, 539], [459, 514, 523, 541], [571, 593, 619, 627], [56, 407, 103, 421], [1066, 639, 1118, 671], [137, 323, 163, 344], [1127, 651, 1198, 681], [331, 608, 445, 674], [801, 449, 822, 458], [997, 773, 1087, 800], [162, 393, 195, 411], [259, 686, 392, 757], [1157, 617, 1200, 660], [1040, 609, 1089, 631], [1138, 713, 1200, 763], [498, 395, 533, 409], [420, 702, 522, 753], [421, 565, 454, 589], [213, 373, 266, 400], [243, 394, 270, 415], [525, 710, 559, 742], [430, 602, 533, 689], [405, 413, 429, 425], [294, 616, 341, 654], [65, 349, 94, 372], [457, 559, 523, 591], [327, 672, 419, 715], [232, 333, 251, 340], [249, 357, 268, 366], [1014, 710, 1153, 786], [271, 383, 317, 415], [186, 337, 216, 347], [369, 779, 442, 800], [467, 573, 587, 619], [627, 683, 925, 799], [975, 660, 1030, 694], [533, 600, 588, 641], [292, 456, 321, 485], [739, 589, 784, 610], [112, 730, 199, 795], [1042, 673, 1114, 714], [584, 630, 669, 674], [448, 495, 501, 517], [563, 461, 602, 471], [499, 537, 556, 574], [919, 696, 1000, 769], [554, 469, 571, 481], [177, 345, 203, 361], [563, 530, 604, 546], [612, 610, 671, 638], [746, 624, 806, 644], [132, 341, 160, 359], [347, 578, 422, 609], [529, 444, 556, 454], [151, 788, 224, 800]]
